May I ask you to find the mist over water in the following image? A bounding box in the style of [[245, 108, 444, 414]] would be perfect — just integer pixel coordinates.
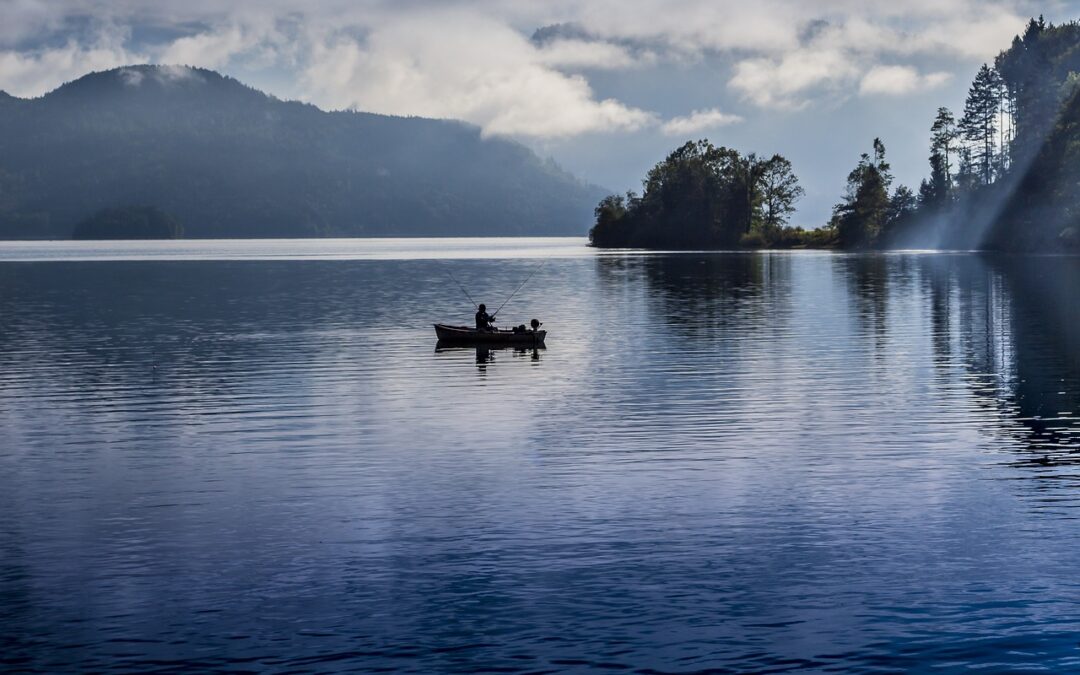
[[2, 240, 1080, 672]]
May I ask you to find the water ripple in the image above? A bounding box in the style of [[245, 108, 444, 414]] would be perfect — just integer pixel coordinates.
[[2, 243, 1080, 672]]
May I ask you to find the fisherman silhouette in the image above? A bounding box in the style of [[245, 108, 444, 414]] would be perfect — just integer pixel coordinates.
[[475, 303, 496, 332]]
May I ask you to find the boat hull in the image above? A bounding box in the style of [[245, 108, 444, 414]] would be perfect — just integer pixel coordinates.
[[434, 324, 546, 345]]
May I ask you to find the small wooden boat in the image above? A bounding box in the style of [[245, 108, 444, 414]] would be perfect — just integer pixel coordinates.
[[434, 324, 546, 345]]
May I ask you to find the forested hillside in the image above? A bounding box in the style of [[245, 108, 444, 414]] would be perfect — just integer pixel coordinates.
[[840, 17, 1080, 251], [0, 65, 604, 239]]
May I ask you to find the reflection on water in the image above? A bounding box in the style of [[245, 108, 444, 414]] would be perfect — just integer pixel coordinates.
[[3, 243, 1080, 672], [435, 344, 543, 371]]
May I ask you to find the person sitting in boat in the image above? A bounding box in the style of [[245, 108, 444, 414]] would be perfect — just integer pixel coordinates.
[[475, 304, 496, 332]]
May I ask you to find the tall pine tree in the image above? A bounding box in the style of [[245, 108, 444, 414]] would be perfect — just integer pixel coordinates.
[[930, 107, 957, 185], [960, 64, 1006, 185]]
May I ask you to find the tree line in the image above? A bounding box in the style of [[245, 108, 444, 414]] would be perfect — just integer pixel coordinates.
[[593, 16, 1080, 252], [841, 16, 1080, 251]]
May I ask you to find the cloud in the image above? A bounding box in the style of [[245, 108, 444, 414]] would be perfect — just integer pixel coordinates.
[[718, 1, 1023, 109], [0, 25, 142, 97], [118, 64, 201, 87], [910, 7, 1030, 59], [565, 0, 803, 55], [535, 0, 1026, 61], [158, 26, 254, 70], [299, 12, 656, 137], [729, 48, 861, 109], [535, 38, 645, 70], [0, 0, 70, 47], [0, 0, 1036, 124], [859, 65, 951, 96], [661, 108, 743, 136]]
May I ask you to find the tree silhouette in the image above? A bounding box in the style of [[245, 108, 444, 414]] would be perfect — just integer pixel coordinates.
[[833, 138, 892, 248], [840, 16, 1080, 251], [930, 107, 958, 186], [960, 64, 1006, 185], [758, 155, 805, 234], [590, 140, 806, 249]]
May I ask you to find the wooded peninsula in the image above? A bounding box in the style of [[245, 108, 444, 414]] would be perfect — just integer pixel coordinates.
[[591, 17, 1080, 253]]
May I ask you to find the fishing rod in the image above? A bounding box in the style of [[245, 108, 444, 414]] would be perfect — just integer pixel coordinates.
[[493, 258, 547, 318], [444, 267, 479, 310]]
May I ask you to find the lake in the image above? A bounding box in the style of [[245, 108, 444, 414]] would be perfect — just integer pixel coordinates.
[[2, 238, 1080, 673]]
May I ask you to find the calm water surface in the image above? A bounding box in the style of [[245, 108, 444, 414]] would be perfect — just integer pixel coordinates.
[[2, 238, 1080, 673]]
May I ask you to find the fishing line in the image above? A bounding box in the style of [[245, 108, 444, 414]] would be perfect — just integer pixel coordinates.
[[444, 266, 479, 310], [493, 258, 548, 317]]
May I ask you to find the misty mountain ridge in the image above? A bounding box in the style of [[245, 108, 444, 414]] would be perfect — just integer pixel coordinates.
[[0, 65, 605, 238]]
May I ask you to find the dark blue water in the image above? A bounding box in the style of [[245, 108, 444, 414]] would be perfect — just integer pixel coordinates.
[[2, 239, 1080, 673]]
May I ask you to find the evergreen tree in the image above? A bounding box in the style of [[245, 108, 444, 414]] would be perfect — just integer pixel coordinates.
[[872, 16, 1080, 251], [995, 15, 1055, 161], [929, 107, 957, 186], [960, 64, 1006, 185], [881, 184, 917, 244], [918, 152, 951, 209], [887, 185, 917, 224], [953, 146, 981, 194]]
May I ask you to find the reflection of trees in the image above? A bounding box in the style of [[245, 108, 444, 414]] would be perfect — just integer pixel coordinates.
[[835, 254, 891, 348], [917, 254, 1013, 380], [829, 252, 1080, 462], [602, 252, 791, 339], [582, 252, 792, 453], [598, 251, 1080, 466], [919, 255, 1080, 462], [993, 257, 1080, 460], [921, 255, 956, 363]]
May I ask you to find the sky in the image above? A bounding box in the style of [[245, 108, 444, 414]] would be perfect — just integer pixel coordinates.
[[2, 0, 1079, 225]]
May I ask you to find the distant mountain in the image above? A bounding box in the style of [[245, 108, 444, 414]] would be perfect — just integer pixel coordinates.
[[0, 65, 606, 239]]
